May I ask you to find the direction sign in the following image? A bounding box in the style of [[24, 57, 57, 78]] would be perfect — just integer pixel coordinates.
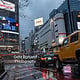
[[0, 31, 4, 39]]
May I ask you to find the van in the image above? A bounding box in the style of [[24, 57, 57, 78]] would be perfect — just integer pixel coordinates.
[[55, 30, 80, 71]]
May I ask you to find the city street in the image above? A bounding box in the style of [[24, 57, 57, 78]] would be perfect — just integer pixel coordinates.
[[0, 0, 80, 80], [1, 63, 80, 80]]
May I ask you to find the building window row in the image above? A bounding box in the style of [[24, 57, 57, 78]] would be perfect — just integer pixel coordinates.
[[40, 29, 51, 38]]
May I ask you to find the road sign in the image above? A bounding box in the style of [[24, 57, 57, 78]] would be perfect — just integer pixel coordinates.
[[0, 31, 4, 39]]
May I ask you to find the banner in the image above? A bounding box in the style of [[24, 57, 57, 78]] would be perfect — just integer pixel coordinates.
[[0, 0, 15, 12]]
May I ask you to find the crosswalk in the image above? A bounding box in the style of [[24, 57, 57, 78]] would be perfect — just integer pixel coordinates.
[[14, 65, 43, 80], [5, 64, 57, 80]]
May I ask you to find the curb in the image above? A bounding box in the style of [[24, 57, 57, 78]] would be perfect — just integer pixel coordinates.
[[0, 71, 7, 80]]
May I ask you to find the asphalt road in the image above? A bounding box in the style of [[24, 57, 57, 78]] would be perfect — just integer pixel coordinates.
[[2, 63, 80, 80]]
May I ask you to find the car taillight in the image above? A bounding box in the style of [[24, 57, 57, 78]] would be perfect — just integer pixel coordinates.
[[53, 57, 57, 59], [41, 58, 46, 60]]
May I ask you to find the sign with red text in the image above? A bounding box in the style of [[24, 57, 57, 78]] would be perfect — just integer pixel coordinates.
[[34, 17, 43, 26], [0, 0, 15, 12]]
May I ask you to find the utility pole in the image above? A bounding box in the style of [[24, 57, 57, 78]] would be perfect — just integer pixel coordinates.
[[67, 0, 73, 33]]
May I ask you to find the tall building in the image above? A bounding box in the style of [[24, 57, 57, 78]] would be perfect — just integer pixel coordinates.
[[25, 37, 31, 54], [49, 0, 80, 52], [25, 30, 35, 55], [34, 20, 53, 53], [0, 0, 19, 54], [50, 0, 80, 35]]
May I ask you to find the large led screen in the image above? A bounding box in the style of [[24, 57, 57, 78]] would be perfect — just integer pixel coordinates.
[[0, 16, 18, 32]]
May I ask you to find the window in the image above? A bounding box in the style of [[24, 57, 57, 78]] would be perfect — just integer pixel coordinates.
[[63, 38, 69, 46], [55, 24, 57, 27], [70, 33, 78, 43]]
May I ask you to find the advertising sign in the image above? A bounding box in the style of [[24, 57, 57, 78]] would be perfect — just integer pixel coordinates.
[[0, 0, 15, 12], [34, 17, 43, 26]]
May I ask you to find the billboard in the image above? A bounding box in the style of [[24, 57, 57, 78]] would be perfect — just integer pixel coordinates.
[[0, 16, 18, 32], [34, 17, 43, 26], [0, 0, 15, 12]]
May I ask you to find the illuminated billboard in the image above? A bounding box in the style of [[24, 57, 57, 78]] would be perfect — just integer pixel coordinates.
[[0, 16, 18, 32], [34, 17, 43, 26], [0, 0, 15, 12]]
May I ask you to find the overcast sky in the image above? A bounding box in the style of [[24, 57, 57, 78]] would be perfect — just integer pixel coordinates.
[[19, 0, 64, 39]]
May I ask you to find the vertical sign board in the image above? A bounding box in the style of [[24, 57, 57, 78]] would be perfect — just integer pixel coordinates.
[[0, 0, 15, 12]]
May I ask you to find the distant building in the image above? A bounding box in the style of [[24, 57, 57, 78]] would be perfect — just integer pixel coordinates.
[[25, 37, 31, 54], [25, 30, 35, 55], [35, 20, 53, 52]]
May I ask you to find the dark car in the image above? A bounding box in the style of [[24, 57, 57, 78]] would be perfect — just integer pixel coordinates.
[[34, 53, 57, 67]]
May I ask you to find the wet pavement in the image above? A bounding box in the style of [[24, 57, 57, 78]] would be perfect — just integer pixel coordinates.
[[2, 63, 80, 80]]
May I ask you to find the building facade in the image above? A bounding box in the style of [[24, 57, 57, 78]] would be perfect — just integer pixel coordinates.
[[35, 20, 53, 52], [49, 0, 80, 48], [25, 37, 31, 54], [34, 0, 80, 53], [25, 30, 35, 55], [0, 0, 19, 54], [50, 0, 80, 35]]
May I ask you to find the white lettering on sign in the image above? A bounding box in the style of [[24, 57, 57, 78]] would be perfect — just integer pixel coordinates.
[[0, 0, 15, 12]]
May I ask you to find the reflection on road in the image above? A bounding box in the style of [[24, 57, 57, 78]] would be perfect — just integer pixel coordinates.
[[4, 64, 80, 80], [35, 66, 80, 80]]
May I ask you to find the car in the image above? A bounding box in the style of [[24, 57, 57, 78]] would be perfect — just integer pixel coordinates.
[[55, 30, 80, 72], [34, 52, 57, 67]]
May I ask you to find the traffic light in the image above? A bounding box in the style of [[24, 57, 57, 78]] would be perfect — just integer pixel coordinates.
[[16, 23, 19, 27], [10, 22, 19, 27]]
